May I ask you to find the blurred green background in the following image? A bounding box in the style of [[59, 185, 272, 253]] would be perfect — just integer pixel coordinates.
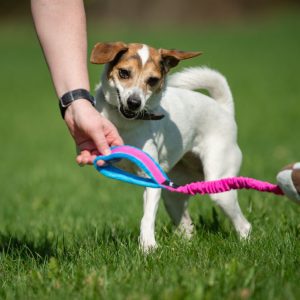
[[0, 1, 300, 299]]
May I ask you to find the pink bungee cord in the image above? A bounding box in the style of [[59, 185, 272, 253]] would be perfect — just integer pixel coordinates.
[[165, 176, 284, 196], [94, 145, 300, 204]]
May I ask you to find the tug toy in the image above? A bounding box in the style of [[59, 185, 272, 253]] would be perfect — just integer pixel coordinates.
[[94, 145, 300, 204]]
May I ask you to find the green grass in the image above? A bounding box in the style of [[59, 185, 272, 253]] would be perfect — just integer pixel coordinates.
[[0, 13, 300, 299]]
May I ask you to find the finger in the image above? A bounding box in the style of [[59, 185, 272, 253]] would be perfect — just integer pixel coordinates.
[[76, 156, 84, 166], [109, 126, 123, 146], [103, 123, 124, 147], [76, 151, 86, 165], [96, 160, 106, 167], [81, 156, 95, 165], [90, 130, 111, 156], [77, 150, 93, 165], [81, 155, 89, 165], [110, 134, 124, 146], [103, 119, 124, 146], [90, 150, 106, 166], [78, 150, 105, 166]]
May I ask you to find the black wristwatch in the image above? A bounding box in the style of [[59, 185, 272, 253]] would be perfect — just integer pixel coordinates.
[[59, 89, 96, 119]]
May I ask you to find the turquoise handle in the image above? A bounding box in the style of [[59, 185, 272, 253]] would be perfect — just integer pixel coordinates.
[[93, 145, 171, 188]]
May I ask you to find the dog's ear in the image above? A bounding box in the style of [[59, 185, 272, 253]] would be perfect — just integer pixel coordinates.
[[90, 42, 129, 64], [159, 49, 202, 72]]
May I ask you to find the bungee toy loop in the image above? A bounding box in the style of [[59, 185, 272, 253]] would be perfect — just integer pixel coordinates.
[[94, 145, 300, 204]]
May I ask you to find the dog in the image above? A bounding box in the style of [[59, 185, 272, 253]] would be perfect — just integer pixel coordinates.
[[91, 42, 251, 252]]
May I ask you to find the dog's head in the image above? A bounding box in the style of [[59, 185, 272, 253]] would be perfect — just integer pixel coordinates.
[[91, 42, 201, 120]]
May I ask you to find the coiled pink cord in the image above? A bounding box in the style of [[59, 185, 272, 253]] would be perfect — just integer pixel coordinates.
[[165, 177, 284, 196]]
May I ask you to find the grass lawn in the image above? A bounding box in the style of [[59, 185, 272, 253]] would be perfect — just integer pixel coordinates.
[[0, 12, 300, 299]]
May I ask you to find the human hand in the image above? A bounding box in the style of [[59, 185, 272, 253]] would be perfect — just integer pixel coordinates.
[[64, 99, 123, 165]]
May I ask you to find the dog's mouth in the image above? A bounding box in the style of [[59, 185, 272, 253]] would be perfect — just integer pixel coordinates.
[[119, 104, 139, 120], [115, 88, 139, 120]]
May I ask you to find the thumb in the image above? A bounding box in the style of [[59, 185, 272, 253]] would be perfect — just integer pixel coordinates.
[[108, 126, 124, 146], [102, 119, 124, 146], [90, 130, 111, 155]]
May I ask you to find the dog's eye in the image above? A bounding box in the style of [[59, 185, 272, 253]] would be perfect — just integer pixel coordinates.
[[147, 77, 160, 87], [118, 68, 131, 79]]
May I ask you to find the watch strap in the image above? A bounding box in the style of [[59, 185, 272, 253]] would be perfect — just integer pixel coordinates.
[[59, 89, 96, 119]]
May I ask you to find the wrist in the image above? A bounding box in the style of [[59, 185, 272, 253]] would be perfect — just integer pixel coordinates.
[[64, 99, 95, 122], [59, 88, 95, 119]]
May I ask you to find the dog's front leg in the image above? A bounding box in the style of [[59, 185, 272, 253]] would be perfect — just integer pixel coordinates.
[[139, 187, 161, 253]]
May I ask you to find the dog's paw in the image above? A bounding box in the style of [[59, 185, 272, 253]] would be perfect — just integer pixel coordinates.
[[139, 237, 158, 254], [175, 223, 194, 240], [237, 222, 252, 240]]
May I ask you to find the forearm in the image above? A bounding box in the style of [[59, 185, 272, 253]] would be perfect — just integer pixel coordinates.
[[31, 0, 89, 97], [31, 0, 123, 160]]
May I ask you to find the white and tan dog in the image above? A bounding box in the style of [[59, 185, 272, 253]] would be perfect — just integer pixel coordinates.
[[91, 42, 251, 252]]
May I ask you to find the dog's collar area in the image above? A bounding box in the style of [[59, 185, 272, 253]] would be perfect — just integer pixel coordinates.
[[135, 111, 165, 121], [119, 105, 137, 120]]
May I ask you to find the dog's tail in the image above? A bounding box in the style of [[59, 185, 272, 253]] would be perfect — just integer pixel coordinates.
[[168, 67, 234, 115]]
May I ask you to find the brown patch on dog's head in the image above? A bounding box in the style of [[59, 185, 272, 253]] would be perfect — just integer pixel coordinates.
[[90, 42, 128, 64], [159, 48, 202, 72]]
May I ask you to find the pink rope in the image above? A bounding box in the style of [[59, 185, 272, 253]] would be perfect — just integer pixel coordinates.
[[165, 177, 284, 196]]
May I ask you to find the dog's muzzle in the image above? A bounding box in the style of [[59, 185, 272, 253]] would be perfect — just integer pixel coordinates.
[[116, 89, 165, 121], [119, 94, 142, 120], [119, 104, 139, 119]]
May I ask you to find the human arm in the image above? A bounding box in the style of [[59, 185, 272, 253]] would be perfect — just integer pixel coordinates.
[[31, 0, 123, 164]]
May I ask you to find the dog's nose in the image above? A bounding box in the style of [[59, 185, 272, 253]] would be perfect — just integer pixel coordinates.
[[127, 95, 141, 111]]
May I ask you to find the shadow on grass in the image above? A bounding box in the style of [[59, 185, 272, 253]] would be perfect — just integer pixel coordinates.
[[0, 231, 58, 262], [0, 216, 230, 263], [195, 207, 230, 238], [0, 225, 140, 262]]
